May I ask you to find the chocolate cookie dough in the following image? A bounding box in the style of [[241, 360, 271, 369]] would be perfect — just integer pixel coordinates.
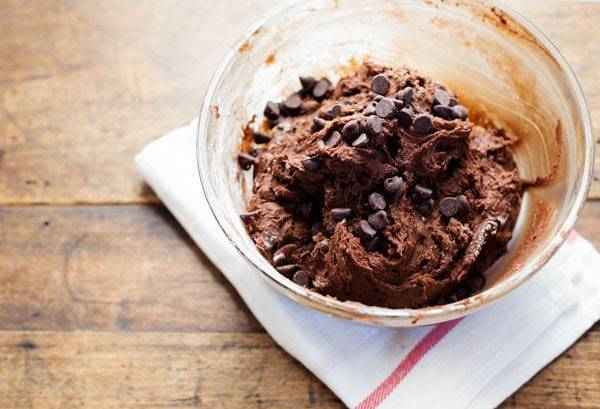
[[238, 62, 522, 308]]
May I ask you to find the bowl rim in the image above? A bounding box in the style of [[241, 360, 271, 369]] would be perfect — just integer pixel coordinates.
[[196, 0, 594, 325]]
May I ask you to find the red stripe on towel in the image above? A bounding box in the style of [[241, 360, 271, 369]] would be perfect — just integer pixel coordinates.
[[356, 318, 463, 409]]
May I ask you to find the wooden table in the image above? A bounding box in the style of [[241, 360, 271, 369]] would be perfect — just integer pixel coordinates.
[[0, 1, 598, 407]]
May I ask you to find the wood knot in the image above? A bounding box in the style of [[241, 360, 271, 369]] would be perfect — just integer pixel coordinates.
[[19, 340, 37, 350]]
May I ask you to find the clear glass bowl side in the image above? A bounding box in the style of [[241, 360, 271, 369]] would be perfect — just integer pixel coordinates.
[[197, 0, 593, 326]]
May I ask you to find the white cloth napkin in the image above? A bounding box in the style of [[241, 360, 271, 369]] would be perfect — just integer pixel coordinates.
[[135, 119, 600, 409]]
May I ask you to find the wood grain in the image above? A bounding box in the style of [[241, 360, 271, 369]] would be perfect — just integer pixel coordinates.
[[0, 0, 598, 204], [0, 329, 598, 409], [0, 331, 342, 409], [0, 205, 261, 333]]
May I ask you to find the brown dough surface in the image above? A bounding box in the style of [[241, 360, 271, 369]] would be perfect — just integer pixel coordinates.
[[242, 62, 522, 308]]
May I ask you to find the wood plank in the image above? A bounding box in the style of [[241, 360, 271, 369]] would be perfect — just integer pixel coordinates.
[[0, 331, 343, 409], [0, 0, 598, 204], [0, 202, 598, 334], [0, 329, 598, 409], [0, 205, 261, 333], [0, 0, 279, 204]]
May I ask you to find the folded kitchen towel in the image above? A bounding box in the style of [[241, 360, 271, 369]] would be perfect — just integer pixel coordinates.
[[135, 119, 600, 409]]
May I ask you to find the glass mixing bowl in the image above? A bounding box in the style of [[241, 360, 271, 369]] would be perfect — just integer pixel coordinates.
[[197, 0, 593, 327]]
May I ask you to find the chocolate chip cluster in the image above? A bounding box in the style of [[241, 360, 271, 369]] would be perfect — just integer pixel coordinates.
[[265, 76, 332, 122], [237, 76, 332, 171], [365, 73, 468, 135], [238, 72, 467, 162], [238, 71, 475, 257], [236, 62, 522, 307]]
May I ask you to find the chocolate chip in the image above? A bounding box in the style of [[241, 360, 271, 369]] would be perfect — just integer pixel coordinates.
[[331, 208, 352, 220], [416, 198, 434, 215], [434, 89, 452, 106], [277, 264, 298, 276], [457, 194, 470, 214], [299, 201, 313, 218], [414, 184, 433, 199], [364, 236, 381, 252], [396, 87, 413, 105], [397, 108, 413, 128], [375, 98, 396, 119], [330, 104, 343, 117], [311, 222, 323, 235], [248, 148, 261, 157], [368, 210, 389, 231], [238, 153, 258, 170], [324, 130, 342, 147], [448, 97, 458, 107], [368, 192, 386, 210], [292, 270, 310, 286], [468, 274, 485, 292], [452, 105, 468, 120], [363, 103, 376, 116], [365, 116, 383, 136], [312, 78, 331, 100], [300, 76, 317, 92], [303, 157, 322, 171], [276, 102, 289, 118], [439, 196, 460, 217], [272, 250, 286, 266], [239, 210, 259, 223], [413, 114, 434, 134], [393, 99, 404, 110], [283, 93, 303, 112], [352, 133, 369, 148], [359, 220, 377, 238], [264, 101, 280, 120], [371, 74, 390, 95], [384, 176, 406, 196], [253, 131, 271, 144], [311, 117, 327, 133], [342, 120, 361, 140], [433, 105, 454, 120], [263, 235, 277, 251]]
